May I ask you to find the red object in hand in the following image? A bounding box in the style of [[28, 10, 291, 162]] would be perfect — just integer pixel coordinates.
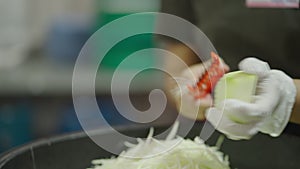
[[188, 52, 226, 99]]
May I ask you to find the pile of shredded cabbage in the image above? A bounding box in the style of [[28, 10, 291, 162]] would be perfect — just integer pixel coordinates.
[[89, 122, 230, 169]]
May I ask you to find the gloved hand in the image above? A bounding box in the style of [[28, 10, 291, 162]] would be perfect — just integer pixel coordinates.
[[205, 58, 297, 140], [172, 56, 229, 120]]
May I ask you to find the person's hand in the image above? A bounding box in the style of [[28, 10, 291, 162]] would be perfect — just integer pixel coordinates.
[[171, 56, 229, 120], [205, 58, 297, 140]]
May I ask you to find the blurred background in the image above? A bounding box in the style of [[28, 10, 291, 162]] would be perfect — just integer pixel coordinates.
[[0, 0, 179, 153]]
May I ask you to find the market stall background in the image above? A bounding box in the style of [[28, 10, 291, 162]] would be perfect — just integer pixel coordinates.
[[0, 0, 177, 153]]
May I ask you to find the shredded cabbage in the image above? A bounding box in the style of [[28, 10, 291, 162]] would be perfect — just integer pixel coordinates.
[[89, 122, 230, 169]]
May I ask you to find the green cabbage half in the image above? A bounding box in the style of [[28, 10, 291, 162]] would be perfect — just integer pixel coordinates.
[[214, 71, 258, 123]]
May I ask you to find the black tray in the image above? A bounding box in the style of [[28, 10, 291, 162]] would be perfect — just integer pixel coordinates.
[[0, 122, 300, 169]]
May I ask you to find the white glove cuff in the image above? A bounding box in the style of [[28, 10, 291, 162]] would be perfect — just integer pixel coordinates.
[[258, 70, 297, 137]]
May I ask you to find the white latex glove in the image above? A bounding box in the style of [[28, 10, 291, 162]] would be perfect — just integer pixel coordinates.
[[172, 58, 229, 120], [205, 58, 297, 140]]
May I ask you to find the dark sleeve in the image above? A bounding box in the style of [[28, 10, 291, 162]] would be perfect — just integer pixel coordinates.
[[156, 0, 198, 46], [161, 0, 197, 24]]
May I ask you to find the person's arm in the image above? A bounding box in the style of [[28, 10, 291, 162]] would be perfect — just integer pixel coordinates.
[[164, 43, 199, 77], [160, 0, 199, 74], [163, 43, 199, 106], [160, 0, 200, 97], [290, 79, 300, 124]]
